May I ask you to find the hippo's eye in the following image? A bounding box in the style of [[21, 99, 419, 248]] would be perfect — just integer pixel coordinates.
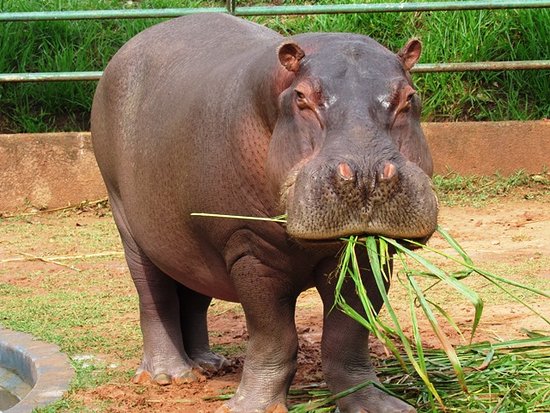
[[401, 91, 416, 113], [295, 90, 309, 109]]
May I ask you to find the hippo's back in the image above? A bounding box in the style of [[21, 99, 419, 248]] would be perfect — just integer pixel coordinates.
[[91, 13, 280, 198], [109, 13, 279, 72]]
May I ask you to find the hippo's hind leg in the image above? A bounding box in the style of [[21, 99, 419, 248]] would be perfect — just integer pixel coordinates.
[[177, 284, 230, 372], [109, 199, 200, 385], [123, 243, 202, 385], [314, 256, 416, 413]]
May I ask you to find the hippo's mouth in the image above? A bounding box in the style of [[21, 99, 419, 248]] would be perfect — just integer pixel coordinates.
[[280, 161, 439, 242], [286, 219, 437, 245], [294, 234, 432, 254]]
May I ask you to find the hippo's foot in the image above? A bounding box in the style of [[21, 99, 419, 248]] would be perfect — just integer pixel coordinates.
[[212, 372, 290, 413], [215, 402, 288, 413], [335, 386, 416, 413], [132, 363, 205, 386], [190, 350, 231, 373]]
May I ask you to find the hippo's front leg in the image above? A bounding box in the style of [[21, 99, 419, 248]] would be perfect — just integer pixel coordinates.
[[217, 255, 299, 413], [315, 258, 416, 413]]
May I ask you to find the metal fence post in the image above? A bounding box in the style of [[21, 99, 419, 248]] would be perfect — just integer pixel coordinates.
[[226, 0, 236, 15]]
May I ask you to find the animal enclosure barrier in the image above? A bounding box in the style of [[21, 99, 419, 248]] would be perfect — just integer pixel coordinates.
[[0, 0, 549, 83]]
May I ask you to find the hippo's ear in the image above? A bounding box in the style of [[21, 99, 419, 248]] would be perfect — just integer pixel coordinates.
[[398, 39, 422, 71], [278, 41, 305, 73]]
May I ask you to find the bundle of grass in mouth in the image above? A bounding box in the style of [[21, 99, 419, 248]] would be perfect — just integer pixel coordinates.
[[192, 213, 549, 411], [335, 228, 549, 409]]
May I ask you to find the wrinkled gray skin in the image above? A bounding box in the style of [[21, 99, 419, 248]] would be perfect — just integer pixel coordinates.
[[91, 13, 438, 413]]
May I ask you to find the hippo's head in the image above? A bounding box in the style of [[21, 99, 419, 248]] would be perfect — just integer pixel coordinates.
[[266, 34, 438, 241]]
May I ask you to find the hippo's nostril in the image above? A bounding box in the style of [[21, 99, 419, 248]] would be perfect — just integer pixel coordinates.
[[337, 162, 355, 181], [380, 161, 398, 183]]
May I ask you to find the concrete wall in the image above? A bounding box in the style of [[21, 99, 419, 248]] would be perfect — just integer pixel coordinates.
[[0, 133, 105, 212], [425, 120, 550, 176], [1, 121, 548, 212]]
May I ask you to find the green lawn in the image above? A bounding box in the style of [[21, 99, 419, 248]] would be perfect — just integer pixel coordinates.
[[0, 0, 549, 132]]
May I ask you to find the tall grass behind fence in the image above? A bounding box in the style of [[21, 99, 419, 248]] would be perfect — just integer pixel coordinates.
[[0, 0, 549, 132]]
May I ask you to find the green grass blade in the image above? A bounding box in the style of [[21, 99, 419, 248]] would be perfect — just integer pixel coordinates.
[[364, 237, 444, 407], [190, 212, 287, 223], [427, 298, 467, 342], [405, 230, 550, 301], [332, 237, 355, 313], [405, 273, 428, 378], [436, 226, 474, 268], [384, 236, 484, 342], [408, 275, 468, 393], [475, 267, 550, 300], [475, 271, 550, 325]]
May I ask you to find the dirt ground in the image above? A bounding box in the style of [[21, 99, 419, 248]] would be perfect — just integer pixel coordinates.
[[1, 193, 549, 412]]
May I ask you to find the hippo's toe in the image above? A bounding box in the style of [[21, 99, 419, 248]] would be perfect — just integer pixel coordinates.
[[214, 402, 288, 413], [132, 367, 205, 386], [191, 350, 232, 373], [335, 387, 416, 413]]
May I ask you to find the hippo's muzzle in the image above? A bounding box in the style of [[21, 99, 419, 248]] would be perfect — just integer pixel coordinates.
[[283, 156, 439, 241]]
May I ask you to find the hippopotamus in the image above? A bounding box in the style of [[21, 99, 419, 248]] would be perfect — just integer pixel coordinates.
[[91, 13, 438, 413]]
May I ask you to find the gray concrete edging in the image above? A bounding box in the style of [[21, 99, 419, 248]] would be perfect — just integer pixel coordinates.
[[0, 327, 74, 413]]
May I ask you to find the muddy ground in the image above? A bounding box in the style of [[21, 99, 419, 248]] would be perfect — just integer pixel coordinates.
[[0, 192, 549, 412]]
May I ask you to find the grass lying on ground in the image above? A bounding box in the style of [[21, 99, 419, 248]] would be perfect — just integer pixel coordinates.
[[288, 336, 550, 412], [186, 215, 549, 411], [1, 0, 549, 132]]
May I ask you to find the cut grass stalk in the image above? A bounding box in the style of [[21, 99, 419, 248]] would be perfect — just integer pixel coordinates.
[[342, 229, 549, 409], [1, 251, 123, 264], [190, 212, 287, 223]]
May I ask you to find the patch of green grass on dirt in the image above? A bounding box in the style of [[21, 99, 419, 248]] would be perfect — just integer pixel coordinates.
[[433, 170, 550, 207], [0, 264, 140, 411], [0, 266, 140, 355], [0, 210, 141, 412], [212, 343, 246, 358]]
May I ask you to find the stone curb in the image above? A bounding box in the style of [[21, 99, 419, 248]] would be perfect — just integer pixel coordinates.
[[0, 327, 74, 413]]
